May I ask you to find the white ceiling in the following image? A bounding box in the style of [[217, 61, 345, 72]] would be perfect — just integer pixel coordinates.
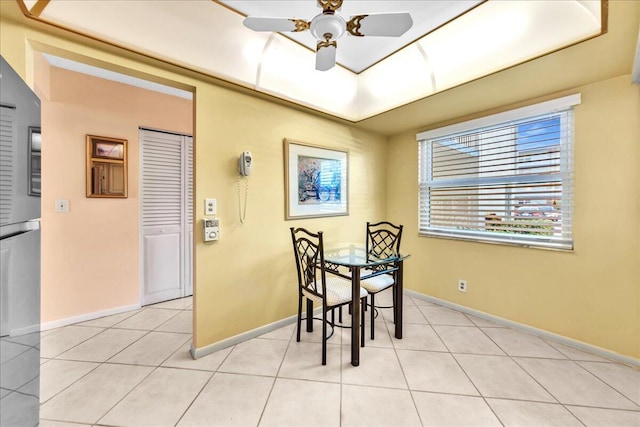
[[217, 0, 482, 73], [21, 0, 605, 122]]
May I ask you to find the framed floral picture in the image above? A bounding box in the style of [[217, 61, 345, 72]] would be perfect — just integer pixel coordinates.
[[284, 138, 348, 220]]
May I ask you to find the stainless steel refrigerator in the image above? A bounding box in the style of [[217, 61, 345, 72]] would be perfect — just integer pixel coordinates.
[[0, 55, 42, 427]]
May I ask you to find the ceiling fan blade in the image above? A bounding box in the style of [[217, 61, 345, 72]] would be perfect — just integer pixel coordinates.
[[346, 12, 413, 37], [316, 40, 337, 71], [243, 17, 309, 33]]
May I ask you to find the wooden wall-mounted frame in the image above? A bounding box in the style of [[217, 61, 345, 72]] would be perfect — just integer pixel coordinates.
[[86, 135, 128, 198]]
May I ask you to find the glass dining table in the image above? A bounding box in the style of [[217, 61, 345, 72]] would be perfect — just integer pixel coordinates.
[[323, 245, 410, 366]]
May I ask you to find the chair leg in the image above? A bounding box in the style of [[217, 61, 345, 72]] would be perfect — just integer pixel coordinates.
[[339, 306, 343, 323], [322, 309, 327, 365], [306, 299, 313, 332], [297, 296, 302, 342], [331, 308, 335, 326], [370, 293, 375, 340]]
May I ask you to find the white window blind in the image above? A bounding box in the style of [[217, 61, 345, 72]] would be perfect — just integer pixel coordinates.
[[418, 95, 579, 250]]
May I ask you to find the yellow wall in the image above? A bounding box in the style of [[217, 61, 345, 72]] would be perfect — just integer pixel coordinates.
[[193, 84, 388, 347], [0, 2, 387, 348], [379, 0, 640, 360], [387, 76, 640, 360], [2, 1, 638, 359]]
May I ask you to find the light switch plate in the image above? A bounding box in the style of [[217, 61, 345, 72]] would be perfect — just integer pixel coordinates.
[[55, 199, 69, 213], [205, 198, 217, 215]]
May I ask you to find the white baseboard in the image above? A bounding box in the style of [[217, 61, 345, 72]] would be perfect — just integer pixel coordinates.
[[10, 323, 40, 337], [406, 290, 639, 368], [191, 312, 303, 360], [40, 303, 141, 331]]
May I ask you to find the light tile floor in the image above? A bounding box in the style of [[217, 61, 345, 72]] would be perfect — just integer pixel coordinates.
[[38, 290, 640, 427]]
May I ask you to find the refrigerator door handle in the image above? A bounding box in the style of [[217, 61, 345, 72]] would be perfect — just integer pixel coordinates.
[[0, 219, 40, 241]]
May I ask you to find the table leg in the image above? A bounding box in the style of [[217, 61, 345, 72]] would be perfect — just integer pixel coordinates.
[[351, 266, 361, 366], [395, 260, 403, 339]]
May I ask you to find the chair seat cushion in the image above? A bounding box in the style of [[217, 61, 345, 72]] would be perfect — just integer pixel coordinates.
[[360, 269, 394, 293], [303, 276, 368, 307]]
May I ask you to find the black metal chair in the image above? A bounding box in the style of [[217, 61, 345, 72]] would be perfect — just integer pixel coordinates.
[[290, 227, 368, 365], [360, 221, 403, 340]]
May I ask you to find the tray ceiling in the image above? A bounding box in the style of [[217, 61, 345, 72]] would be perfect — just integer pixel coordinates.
[[19, 0, 605, 121], [217, 0, 482, 74]]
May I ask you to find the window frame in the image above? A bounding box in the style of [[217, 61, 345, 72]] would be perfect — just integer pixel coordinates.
[[417, 94, 580, 250]]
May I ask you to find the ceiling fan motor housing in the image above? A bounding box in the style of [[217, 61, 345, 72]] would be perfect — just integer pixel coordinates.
[[310, 13, 346, 41]]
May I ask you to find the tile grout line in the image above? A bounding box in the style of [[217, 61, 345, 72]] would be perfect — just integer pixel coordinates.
[[172, 369, 216, 427], [472, 318, 589, 426], [40, 302, 185, 420], [255, 322, 295, 427], [384, 301, 427, 427], [39, 294, 640, 426], [471, 316, 563, 425], [429, 315, 507, 426], [92, 310, 183, 426]]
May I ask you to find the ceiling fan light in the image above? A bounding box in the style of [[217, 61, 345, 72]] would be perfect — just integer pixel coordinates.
[[310, 13, 346, 41]]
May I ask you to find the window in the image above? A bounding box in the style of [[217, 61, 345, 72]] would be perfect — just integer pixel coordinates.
[[418, 95, 579, 250]]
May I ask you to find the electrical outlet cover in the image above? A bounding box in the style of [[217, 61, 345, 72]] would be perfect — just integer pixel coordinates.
[[205, 198, 217, 215]]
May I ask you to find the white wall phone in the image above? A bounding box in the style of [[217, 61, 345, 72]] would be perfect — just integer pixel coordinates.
[[238, 151, 252, 176]]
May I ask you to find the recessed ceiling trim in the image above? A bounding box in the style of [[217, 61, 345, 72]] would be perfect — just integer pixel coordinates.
[[21, 15, 358, 126], [29, 0, 49, 17], [16, 0, 607, 123]]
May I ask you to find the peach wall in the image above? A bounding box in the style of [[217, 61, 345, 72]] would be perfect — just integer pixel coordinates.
[[38, 64, 192, 323]]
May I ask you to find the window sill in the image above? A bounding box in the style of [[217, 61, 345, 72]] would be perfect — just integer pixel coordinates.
[[419, 231, 574, 252]]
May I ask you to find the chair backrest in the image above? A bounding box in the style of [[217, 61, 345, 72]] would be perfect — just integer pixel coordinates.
[[290, 227, 326, 300], [366, 221, 403, 261]]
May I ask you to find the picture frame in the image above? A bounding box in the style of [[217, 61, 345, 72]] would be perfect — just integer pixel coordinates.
[[86, 135, 128, 198], [284, 138, 348, 220], [27, 126, 41, 196]]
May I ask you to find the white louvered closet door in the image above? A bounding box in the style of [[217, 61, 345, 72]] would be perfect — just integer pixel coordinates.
[[140, 129, 193, 305]]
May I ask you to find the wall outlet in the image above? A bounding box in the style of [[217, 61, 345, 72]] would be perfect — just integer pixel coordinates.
[[458, 279, 467, 293], [205, 198, 217, 215]]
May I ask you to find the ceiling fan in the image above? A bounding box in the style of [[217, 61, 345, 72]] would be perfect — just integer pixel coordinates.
[[243, 0, 413, 71]]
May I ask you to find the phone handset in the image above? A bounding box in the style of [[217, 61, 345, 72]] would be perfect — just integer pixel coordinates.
[[238, 151, 252, 223], [238, 151, 252, 176]]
